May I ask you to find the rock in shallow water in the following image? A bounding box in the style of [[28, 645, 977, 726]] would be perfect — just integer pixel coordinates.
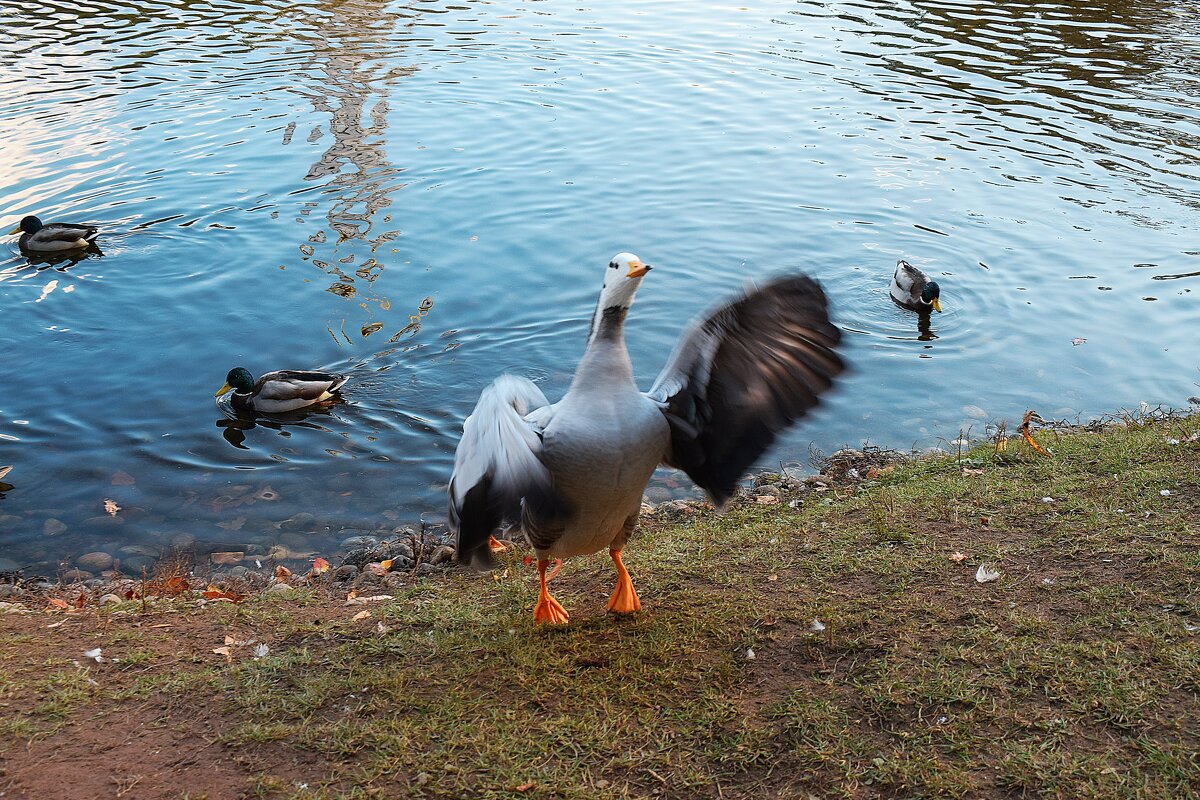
[[44, 518, 68, 536], [77, 552, 114, 571], [60, 568, 93, 582], [0, 557, 22, 573], [280, 512, 316, 531]]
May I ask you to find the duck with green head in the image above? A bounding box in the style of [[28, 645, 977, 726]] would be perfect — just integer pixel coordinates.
[[889, 260, 943, 314], [8, 215, 99, 253], [215, 367, 349, 413]]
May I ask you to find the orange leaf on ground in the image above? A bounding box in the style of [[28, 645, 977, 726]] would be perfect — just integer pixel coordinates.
[[515, 783, 535, 792], [312, 557, 331, 575], [1021, 410, 1052, 457], [46, 598, 71, 611], [203, 584, 245, 603], [274, 565, 292, 579]]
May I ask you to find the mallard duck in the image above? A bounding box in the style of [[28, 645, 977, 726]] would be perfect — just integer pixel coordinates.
[[890, 260, 942, 313], [7, 216, 99, 253], [215, 367, 349, 413], [449, 253, 844, 624]]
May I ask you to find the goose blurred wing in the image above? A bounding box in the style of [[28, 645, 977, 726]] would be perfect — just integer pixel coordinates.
[[646, 274, 844, 507], [449, 375, 567, 569]]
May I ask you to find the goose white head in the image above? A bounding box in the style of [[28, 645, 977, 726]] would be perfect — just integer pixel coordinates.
[[599, 252, 652, 308], [588, 252, 653, 344]]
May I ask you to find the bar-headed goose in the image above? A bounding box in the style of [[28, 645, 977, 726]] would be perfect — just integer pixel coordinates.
[[449, 253, 844, 624]]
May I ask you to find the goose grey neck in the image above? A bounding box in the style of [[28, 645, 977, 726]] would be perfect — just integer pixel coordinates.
[[587, 304, 628, 347]]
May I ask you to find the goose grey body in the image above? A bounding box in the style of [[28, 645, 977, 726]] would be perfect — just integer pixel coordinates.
[[448, 253, 844, 622]]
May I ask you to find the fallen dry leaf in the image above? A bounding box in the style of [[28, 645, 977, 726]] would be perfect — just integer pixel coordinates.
[[351, 610, 372, 621], [345, 595, 394, 606], [103, 499, 120, 517], [274, 565, 292, 579], [950, 551, 967, 563], [311, 557, 331, 575], [1021, 410, 1052, 457], [203, 584, 245, 603], [515, 783, 536, 793], [212, 646, 232, 661], [379, 559, 395, 571]]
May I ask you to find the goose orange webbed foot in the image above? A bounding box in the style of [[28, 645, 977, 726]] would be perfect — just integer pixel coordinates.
[[607, 549, 642, 614], [533, 558, 569, 625], [487, 535, 508, 554]]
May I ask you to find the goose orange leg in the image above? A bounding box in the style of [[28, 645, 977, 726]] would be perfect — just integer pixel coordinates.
[[607, 548, 641, 614], [533, 558, 569, 625]]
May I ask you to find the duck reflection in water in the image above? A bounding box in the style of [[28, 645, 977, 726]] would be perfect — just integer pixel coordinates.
[[917, 313, 939, 343], [19, 242, 103, 271], [215, 399, 345, 450]]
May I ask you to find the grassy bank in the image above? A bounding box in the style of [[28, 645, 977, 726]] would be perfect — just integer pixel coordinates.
[[1, 414, 1198, 799]]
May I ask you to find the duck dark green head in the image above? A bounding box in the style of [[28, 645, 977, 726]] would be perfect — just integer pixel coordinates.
[[921, 281, 943, 313], [8, 216, 42, 236], [215, 367, 255, 397]]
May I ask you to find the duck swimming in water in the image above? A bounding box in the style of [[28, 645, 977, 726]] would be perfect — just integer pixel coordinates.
[[448, 253, 844, 624], [215, 367, 349, 413], [890, 260, 943, 313], [7, 216, 100, 253]]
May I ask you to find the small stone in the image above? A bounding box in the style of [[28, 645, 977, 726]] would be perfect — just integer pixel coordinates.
[[280, 512, 316, 531], [44, 518, 68, 536], [382, 573, 407, 589], [211, 551, 245, 565], [265, 583, 297, 598], [171, 532, 196, 548], [60, 568, 93, 582], [340, 535, 379, 551], [0, 557, 21, 572], [332, 565, 359, 582], [416, 562, 438, 576], [77, 552, 114, 571], [429, 545, 455, 565], [229, 566, 251, 577], [0, 585, 23, 598], [98, 593, 122, 605]]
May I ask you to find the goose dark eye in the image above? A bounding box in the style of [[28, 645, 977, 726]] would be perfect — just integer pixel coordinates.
[[609, 262, 618, 269]]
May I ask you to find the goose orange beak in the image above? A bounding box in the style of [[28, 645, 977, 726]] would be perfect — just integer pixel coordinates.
[[627, 260, 652, 279]]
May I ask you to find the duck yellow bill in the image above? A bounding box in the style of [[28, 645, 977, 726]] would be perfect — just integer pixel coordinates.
[[626, 260, 651, 278], [215, 382, 234, 397], [932, 298, 943, 313], [6, 225, 20, 236]]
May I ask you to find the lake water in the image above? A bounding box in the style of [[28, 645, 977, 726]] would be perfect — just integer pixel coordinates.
[[2, 0, 1197, 574]]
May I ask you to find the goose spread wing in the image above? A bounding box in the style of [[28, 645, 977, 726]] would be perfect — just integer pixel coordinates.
[[646, 274, 844, 507], [449, 375, 568, 569]]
